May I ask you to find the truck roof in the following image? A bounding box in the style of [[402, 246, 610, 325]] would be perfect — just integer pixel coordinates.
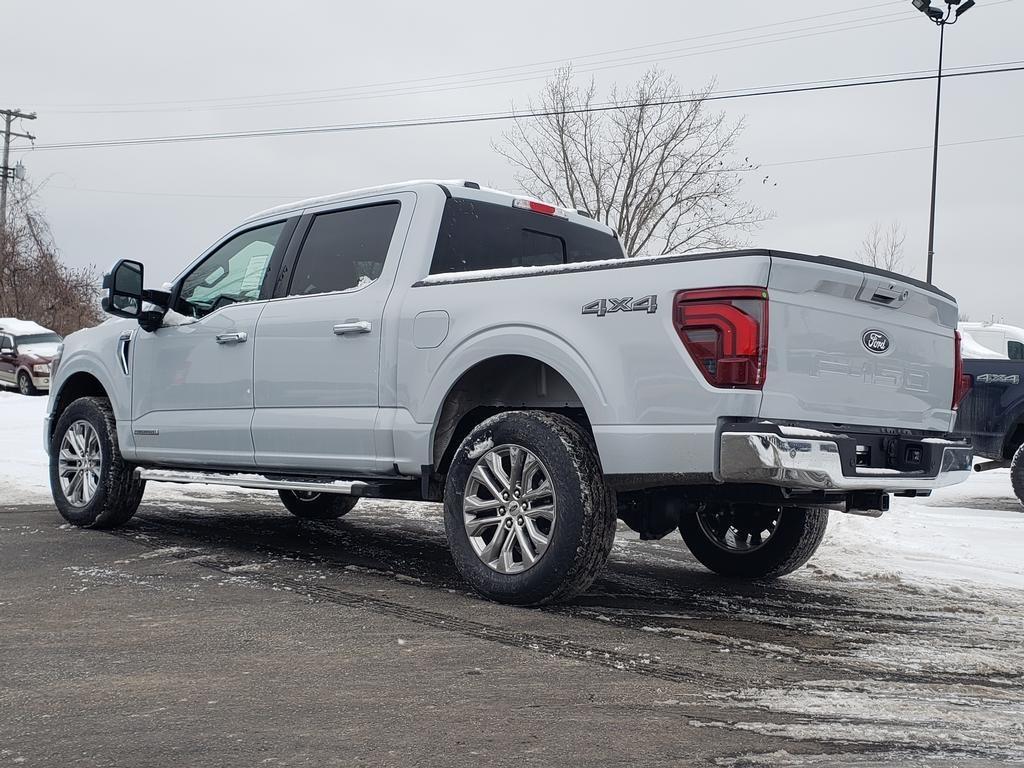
[[244, 179, 616, 236], [0, 318, 55, 336]]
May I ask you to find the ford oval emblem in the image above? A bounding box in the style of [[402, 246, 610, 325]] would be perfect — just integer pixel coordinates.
[[862, 329, 890, 354]]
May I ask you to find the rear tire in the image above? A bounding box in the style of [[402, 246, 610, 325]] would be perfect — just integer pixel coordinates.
[[278, 490, 358, 520], [18, 370, 37, 396], [49, 396, 145, 528], [443, 410, 616, 606], [679, 504, 828, 579], [1011, 443, 1024, 508]]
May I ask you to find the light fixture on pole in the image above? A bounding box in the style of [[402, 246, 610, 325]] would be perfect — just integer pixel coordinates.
[[911, 0, 975, 285]]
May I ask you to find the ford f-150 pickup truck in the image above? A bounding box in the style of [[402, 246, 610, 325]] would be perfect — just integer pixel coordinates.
[[45, 180, 974, 605]]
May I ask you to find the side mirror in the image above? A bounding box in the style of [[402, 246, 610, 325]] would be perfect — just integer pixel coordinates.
[[0, 347, 13, 356], [101, 259, 144, 319]]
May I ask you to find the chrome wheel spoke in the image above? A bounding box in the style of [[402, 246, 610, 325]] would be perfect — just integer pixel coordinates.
[[463, 443, 558, 575], [58, 420, 102, 508], [465, 515, 503, 537], [523, 517, 550, 552], [479, 524, 510, 565], [471, 463, 506, 502], [524, 503, 555, 521]]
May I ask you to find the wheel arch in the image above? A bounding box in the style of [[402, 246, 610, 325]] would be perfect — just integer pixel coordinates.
[[429, 350, 606, 475], [49, 371, 110, 442]]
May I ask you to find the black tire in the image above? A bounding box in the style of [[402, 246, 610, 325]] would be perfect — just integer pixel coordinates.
[[49, 396, 145, 528], [679, 504, 828, 579], [18, 370, 37, 396], [443, 410, 616, 606], [278, 490, 358, 520], [1011, 443, 1024, 508]]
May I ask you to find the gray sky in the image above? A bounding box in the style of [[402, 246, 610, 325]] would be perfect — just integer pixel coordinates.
[[6, 0, 1023, 325]]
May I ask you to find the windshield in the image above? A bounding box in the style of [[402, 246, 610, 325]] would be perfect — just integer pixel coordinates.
[[16, 333, 61, 345]]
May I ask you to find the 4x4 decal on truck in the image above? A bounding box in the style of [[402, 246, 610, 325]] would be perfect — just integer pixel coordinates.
[[977, 373, 1021, 385], [582, 295, 658, 317]]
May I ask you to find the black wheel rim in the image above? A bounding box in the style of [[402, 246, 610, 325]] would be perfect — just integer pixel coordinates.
[[696, 505, 781, 553]]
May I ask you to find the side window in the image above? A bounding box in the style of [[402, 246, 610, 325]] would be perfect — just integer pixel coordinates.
[[1009, 341, 1024, 360], [287, 203, 401, 297], [0, 335, 11, 351], [177, 221, 286, 318]]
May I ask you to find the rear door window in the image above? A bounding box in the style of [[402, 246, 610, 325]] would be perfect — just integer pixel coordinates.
[[288, 203, 401, 296], [430, 198, 622, 274]]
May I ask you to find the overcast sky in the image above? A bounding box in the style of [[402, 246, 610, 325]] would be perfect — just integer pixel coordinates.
[[6, 0, 1022, 325]]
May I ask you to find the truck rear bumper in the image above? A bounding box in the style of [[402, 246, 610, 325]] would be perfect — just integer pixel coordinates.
[[717, 429, 972, 491]]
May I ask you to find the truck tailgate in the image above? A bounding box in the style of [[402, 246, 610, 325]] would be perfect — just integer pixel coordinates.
[[759, 255, 959, 433]]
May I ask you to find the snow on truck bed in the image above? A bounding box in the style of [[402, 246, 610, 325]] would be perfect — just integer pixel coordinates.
[[1, 391, 1021, 592]]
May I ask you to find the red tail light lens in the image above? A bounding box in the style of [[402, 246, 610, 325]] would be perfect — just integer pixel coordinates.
[[674, 287, 769, 389], [952, 330, 972, 409]]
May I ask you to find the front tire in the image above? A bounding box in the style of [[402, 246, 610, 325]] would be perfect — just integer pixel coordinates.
[[18, 370, 37, 396], [679, 504, 828, 579], [1011, 443, 1024, 508], [49, 396, 145, 528], [443, 411, 616, 606], [278, 490, 358, 520]]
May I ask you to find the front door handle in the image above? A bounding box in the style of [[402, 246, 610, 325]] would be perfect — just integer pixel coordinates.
[[215, 332, 248, 344], [333, 321, 372, 336]]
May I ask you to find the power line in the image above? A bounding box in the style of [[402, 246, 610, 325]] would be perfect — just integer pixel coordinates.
[[43, 130, 1024, 202], [19, 63, 1024, 153], [37, 1, 908, 114]]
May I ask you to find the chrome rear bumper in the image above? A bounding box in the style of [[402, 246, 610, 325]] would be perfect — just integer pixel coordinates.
[[717, 430, 973, 491]]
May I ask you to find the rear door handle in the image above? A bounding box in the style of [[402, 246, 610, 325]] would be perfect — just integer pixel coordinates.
[[333, 321, 372, 336], [215, 332, 248, 344]]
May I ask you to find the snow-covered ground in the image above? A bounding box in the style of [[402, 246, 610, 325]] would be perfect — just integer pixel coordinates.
[[2, 390, 1021, 591]]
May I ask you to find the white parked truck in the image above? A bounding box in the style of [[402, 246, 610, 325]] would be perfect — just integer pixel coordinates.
[[45, 181, 973, 605]]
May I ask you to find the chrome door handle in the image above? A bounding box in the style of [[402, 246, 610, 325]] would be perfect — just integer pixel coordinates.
[[215, 332, 248, 344], [333, 321, 372, 336]]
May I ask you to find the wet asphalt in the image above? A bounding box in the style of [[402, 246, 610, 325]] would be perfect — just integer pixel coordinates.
[[1, 495, 1021, 767]]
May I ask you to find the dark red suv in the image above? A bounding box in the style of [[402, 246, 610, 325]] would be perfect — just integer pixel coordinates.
[[0, 319, 62, 395]]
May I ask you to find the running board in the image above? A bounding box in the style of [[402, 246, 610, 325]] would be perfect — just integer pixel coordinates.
[[136, 468, 377, 496]]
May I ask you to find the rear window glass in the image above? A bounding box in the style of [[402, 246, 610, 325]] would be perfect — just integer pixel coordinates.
[[429, 198, 622, 275], [1009, 341, 1024, 360]]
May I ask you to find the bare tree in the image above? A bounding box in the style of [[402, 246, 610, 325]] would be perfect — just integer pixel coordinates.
[[0, 184, 101, 336], [857, 221, 907, 274], [494, 67, 768, 257]]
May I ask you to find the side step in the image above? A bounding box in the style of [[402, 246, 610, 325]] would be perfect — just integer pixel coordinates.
[[136, 468, 378, 497]]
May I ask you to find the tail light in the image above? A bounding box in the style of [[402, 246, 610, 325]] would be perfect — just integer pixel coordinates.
[[952, 330, 973, 409], [674, 287, 769, 389]]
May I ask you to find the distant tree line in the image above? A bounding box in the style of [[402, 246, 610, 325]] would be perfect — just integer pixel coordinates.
[[0, 187, 101, 336]]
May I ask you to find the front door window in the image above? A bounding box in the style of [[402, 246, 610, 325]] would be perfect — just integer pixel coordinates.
[[177, 221, 286, 318]]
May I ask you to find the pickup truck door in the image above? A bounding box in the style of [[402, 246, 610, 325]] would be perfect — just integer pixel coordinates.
[[130, 219, 295, 467], [252, 193, 414, 474]]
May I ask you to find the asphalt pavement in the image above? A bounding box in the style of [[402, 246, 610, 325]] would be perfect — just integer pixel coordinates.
[[2, 495, 1021, 767]]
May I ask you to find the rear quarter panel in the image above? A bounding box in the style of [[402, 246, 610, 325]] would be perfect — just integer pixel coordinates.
[[392, 253, 772, 474]]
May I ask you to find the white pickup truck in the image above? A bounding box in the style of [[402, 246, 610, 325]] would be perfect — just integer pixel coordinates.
[[45, 180, 973, 605]]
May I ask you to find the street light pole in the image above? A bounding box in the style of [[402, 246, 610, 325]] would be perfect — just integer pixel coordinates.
[[911, 0, 975, 285], [925, 21, 944, 285]]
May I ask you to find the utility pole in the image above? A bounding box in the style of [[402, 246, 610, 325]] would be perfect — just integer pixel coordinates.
[[1, 108, 37, 238]]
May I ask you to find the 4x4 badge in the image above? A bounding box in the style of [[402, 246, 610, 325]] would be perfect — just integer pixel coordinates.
[[582, 295, 658, 317]]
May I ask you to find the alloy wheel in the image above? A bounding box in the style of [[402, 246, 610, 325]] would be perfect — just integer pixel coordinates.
[[58, 420, 102, 507], [696, 504, 781, 553], [462, 444, 557, 574]]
